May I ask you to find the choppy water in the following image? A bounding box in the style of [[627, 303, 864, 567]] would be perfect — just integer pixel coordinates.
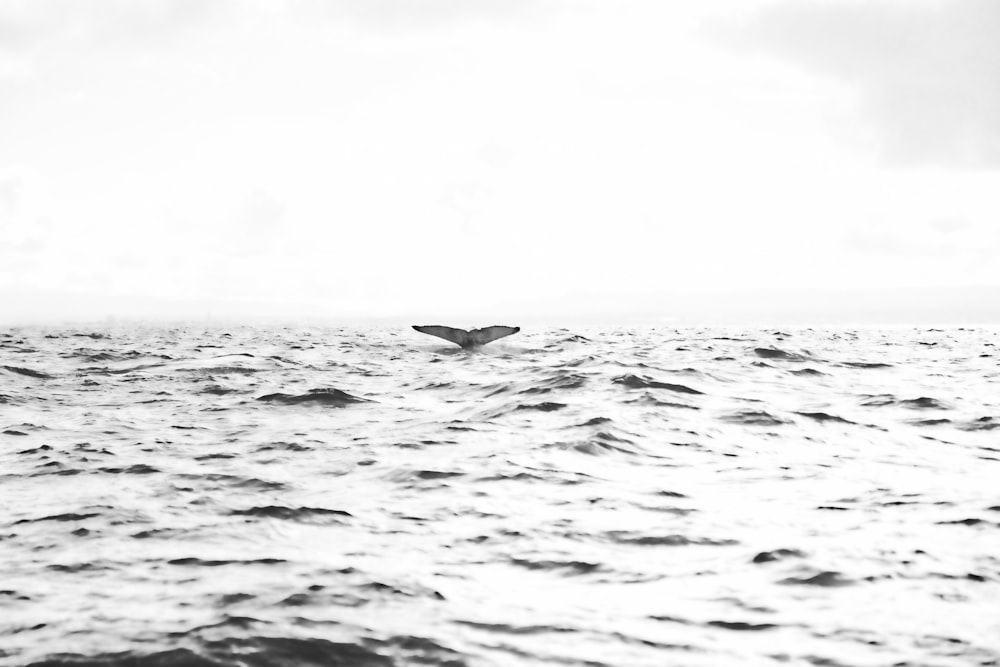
[[2, 325, 999, 667]]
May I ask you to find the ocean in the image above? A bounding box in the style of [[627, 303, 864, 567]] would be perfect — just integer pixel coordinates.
[[1, 325, 998, 666]]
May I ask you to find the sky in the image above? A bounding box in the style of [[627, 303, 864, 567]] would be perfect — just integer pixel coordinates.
[[1, 0, 999, 325]]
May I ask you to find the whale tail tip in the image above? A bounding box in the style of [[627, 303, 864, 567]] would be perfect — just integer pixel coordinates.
[[412, 325, 520, 348]]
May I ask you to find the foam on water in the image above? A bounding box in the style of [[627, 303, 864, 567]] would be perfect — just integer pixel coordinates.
[[1, 325, 999, 666]]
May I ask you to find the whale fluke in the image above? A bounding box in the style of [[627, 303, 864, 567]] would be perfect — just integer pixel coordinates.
[[412, 325, 520, 348]]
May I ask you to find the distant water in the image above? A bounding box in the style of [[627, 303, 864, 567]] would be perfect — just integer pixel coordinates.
[[2, 325, 999, 667]]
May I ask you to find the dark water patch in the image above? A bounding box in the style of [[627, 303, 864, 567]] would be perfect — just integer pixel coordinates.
[[217, 592, 257, 606], [82, 363, 167, 375], [194, 453, 237, 461], [279, 590, 367, 608], [98, 464, 160, 475], [47, 562, 115, 573], [624, 393, 700, 409], [457, 620, 576, 635], [794, 412, 856, 425], [358, 582, 445, 601], [557, 439, 641, 456], [481, 383, 512, 397], [266, 355, 301, 365], [175, 473, 288, 491], [594, 430, 633, 444], [254, 442, 312, 453], [229, 506, 352, 523], [609, 532, 738, 547], [936, 518, 988, 526], [517, 372, 588, 394], [599, 632, 701, 654], [754, 348, 813, 362], [960, 416, 1000, 431], [509, 557, 603, 575], [649, 614, 693, 625], [613, 374, 703, 395], [753, 548, 807, 563], [900, 397, 951, 410], [30, 636, 397, 667], [721, 410, 789, 426], [841, 361, 893, 369], [475, 471, 547, 482], [514, 402, 566, 412], [638, 504, 696, 516], [558, 354, 599, 368], [233, 477, 289, 491], [19, 443, 54, 454], [790, 368, 826, 376], [64, 350, 155, 363], [3, 429, 27, 436], [14, 512, 100, 525], [419, 381, 456, 390], [909, 418, 951, 426], [0, 589, 31, 600], [6, 422, 50, 432], [167, 557, 287, 567], [445, 424, 478, 431], [132, 528, 187, 539], [573, 416, 612, 427], [861, 394, 950, 410], [372, 635, 464, 666], [390, 469, 465, 482], [2, 365, 52, 379], [707, 620, 778, 631], [30, 467, 84, 477], [779, 571, 853, 587], [554, 334, 591, 344], [201, 385, 238, 395], [257, 388, 370, 406], [186, 366, 260, 375]]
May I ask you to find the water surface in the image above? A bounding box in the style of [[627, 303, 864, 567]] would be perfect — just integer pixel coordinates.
[[1, 325, 998, 666]]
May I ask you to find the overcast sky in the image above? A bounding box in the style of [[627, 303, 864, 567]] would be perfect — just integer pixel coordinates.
[[2, 0, 998, 325]]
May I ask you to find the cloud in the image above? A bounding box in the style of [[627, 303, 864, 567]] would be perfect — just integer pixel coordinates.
[[0, 0, 224, 48], [0, 175, 19, 220], [0, 0, 541, 49], [844, 215, 999, 259], [719, 0, 1000, 168], [291, 0, 540, 31]]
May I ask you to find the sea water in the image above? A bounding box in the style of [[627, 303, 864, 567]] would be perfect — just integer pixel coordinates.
[[1, 325, 998, 666]]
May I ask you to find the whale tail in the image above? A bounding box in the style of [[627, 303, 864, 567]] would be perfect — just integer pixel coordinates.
[[412, 325, 520, 348]]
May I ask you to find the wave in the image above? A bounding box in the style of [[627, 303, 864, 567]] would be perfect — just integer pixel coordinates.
[[256, 388, 370, 406], [612, 374, 703, 395], [861, 395, 951, 410], [2, 365, 52, 379], [607, 532, 739, 547], [5, 324, 999, 667], [720, 410, 788, 426], [753, 347, 815, 362], [794, 411, 855, 424], [779, 570, 854, 587], [514, 402, 566, 412], [228, 506, 352, 523]]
